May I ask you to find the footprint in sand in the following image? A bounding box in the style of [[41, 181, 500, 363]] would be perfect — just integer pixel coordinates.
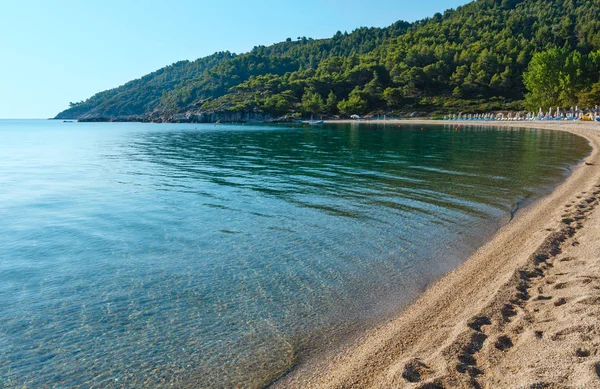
[[467, 315, 492, 332], [551, 325, 593, 341], [559, 256, 576, 262], [401, 358, 433, 383], [554, 297, 568, 306], [576, 296, 600, 305], [554, 282, 569, 290], [501, 304, 518, 320], [580, 277, 596, 285], [415, 380, 445, 389], [534, 330, 544, 339], [494, 335, 513, 351], [561, 217, 575, 225]]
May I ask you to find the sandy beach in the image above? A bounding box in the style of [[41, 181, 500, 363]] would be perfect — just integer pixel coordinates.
[[272, 121, 600, 389]]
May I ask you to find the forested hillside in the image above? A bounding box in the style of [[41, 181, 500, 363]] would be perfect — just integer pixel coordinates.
[[56, 0, 600, 122], [56, 52, 235, 119]]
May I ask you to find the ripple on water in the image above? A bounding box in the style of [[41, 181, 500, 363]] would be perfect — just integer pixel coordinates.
[[0, 121, 591, 388]]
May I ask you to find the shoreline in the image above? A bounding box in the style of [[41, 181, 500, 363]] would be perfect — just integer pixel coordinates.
[[272, 121, 600, 388]]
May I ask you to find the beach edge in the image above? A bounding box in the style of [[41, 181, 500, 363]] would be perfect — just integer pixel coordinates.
[[272, 121, 600, 388]]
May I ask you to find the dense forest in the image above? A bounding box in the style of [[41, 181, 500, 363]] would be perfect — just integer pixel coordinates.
[[56, 0, 600, 122]]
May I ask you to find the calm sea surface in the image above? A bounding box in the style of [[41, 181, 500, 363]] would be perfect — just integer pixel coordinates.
[[0, 120, 590, 388]]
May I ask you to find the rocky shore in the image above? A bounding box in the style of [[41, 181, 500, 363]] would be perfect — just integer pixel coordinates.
[[56, 110, 285, 124]]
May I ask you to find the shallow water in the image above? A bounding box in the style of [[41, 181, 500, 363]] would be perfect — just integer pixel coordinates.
[[0, 120, 590, 388]]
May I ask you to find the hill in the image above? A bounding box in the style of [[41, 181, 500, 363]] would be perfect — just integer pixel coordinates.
[[56, 0, 600, 122]]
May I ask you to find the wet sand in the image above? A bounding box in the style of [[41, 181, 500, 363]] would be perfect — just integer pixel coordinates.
[[272, 121, 600, 389]]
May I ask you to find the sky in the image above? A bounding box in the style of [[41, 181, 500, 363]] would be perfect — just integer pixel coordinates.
[[0, 0, 470, 118]]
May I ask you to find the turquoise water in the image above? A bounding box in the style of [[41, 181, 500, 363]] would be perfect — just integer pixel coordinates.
[[0, 120, 590, 388]]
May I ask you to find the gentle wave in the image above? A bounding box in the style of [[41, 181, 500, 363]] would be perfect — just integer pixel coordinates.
[[0, 120, 590, 388]]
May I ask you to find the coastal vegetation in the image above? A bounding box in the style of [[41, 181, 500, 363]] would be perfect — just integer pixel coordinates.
[[523, 48, 600, 110], [56, 0, 600, 121]]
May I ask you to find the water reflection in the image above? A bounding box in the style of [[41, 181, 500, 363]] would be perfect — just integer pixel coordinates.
[[0, 122, 590, 388]]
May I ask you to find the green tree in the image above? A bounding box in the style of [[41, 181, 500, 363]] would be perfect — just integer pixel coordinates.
[[523, 49, 567, 110], [383, 87, 404, 108], [338, 93, 368, 116], [302, 90, 324, 115], [55, 0, 600, 120], [523, 49, 586, 109], [263, 90, 296, 115], [326, 90, 338, 114], [578, 82, 600, 107]]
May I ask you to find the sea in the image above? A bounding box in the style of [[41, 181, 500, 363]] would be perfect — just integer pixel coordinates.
[[0, 120, 590, 388]]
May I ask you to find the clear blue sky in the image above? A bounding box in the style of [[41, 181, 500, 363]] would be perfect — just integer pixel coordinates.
[[0, 0, 470, 118]]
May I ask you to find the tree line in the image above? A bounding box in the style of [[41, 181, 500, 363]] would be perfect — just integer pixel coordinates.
[[56, 0, 600, 120]]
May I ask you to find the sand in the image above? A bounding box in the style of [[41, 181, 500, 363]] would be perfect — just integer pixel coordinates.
[[271, 121, 600, 389]]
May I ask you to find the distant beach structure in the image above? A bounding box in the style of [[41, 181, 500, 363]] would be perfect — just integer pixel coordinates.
[[444, 105, 600, 122]]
